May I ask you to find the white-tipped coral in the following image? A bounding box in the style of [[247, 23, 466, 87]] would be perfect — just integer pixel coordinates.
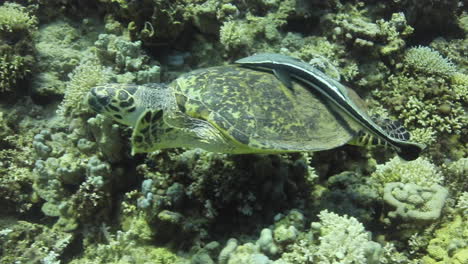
[[371, 157, 444, 187]]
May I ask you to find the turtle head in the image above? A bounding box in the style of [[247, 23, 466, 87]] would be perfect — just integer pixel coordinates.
[[87, 83, 172, 127], [87, 84, 145, 126]]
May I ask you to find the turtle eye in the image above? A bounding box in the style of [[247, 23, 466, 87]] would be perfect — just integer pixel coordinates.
[[96, 91, 111, 106]]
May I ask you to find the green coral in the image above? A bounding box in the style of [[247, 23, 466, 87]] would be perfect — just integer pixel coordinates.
[[0, 109, 35, 214], [374, 71, 466, 136], [0, 2, 37, 93], [0, 2, 37, 34], [0, 52, 32, 93], [456, 192, 468, 216], [69, 223, 184, 264], [442, 157, 468, 197], [0, 220, 72, 263], [219, 0, 295, 54], [57, 60, 110, 117], [404, 46, 456, 77], [422, 215, 468, 264]]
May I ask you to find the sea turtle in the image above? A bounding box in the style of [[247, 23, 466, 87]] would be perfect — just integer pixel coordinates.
[[87, 55, 423, 160]]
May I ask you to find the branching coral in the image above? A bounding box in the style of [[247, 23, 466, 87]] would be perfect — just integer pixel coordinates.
[[0, 2, 37, 34], [69, 225, 184, 264], [280, 210, 383, 264], [0, 2, 37, 93], [57, 60, 110, 117], [0, 221, 72, 263], [371, 157, 444, 187], [0, 52, 32, 93], [373, 72, 466, 136], [404, 46, 457, 77], [219, 0, 296, 54], [321, 5, 413, 56]]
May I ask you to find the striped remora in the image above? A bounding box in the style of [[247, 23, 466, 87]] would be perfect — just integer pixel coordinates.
[[235, 53, 425, 160]]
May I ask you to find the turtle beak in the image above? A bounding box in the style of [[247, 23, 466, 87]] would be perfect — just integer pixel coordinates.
[[87, 87, 109, 113]]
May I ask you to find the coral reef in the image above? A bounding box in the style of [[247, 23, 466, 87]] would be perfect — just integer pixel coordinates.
[[0, 0, 466, 263]]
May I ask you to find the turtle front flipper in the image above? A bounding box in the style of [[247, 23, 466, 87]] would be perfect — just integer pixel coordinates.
[[163, 111, 236, 153], [132, 109, 236, 154], [131, 109, 165, 155]]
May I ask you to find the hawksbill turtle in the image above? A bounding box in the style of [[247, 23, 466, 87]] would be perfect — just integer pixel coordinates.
[[86, 54, 424, 160]]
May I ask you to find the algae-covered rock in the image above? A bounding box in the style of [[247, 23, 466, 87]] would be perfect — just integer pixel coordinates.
[[422, 215, 468, 264], [0, 220, 72, 264]]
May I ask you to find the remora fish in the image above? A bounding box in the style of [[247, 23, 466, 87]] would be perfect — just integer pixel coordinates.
[[235, 53, 425, 160]]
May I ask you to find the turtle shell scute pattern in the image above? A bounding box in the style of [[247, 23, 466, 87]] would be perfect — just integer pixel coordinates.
[[172, 66, 361, 152]]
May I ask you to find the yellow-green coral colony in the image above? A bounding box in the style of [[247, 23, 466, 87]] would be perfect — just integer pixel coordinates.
[[87, 54, 424, 160]]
